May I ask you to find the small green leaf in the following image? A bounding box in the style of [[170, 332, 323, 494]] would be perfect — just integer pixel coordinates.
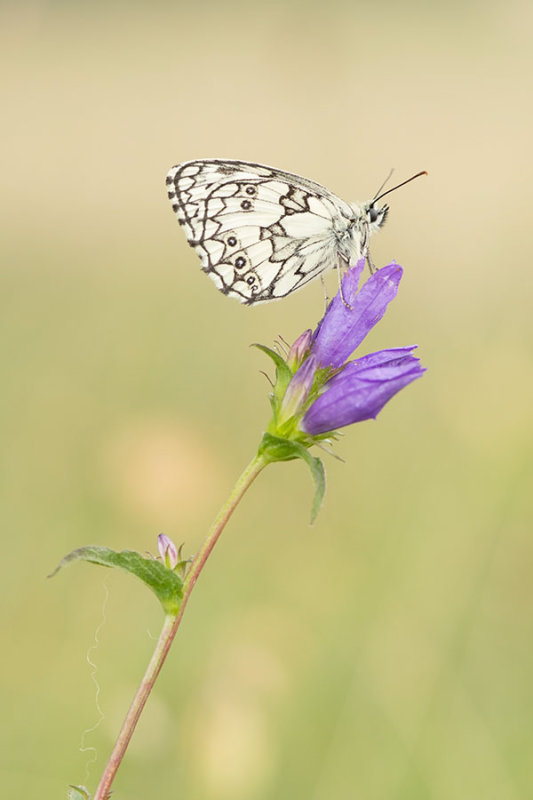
[[258, 433, 326, 522], [49, 546, 183, 615], [252, 343, 293, 404], [252, 343, 290, 376], [299, 450, 326, 524], [67, 786, 91, 800]]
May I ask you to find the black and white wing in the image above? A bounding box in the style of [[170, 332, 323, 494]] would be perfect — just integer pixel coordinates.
[[166, 159, 362, 305]]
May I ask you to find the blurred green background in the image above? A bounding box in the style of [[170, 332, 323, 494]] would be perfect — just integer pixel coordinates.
[[2, 1, 533, 798]]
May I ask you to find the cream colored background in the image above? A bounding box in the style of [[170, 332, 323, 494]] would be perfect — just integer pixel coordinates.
[[2, 2, 532, 798]]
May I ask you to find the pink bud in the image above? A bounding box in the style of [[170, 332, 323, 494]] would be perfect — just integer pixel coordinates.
[[287, 329, 313, 371], [157, 533, 178, 570]]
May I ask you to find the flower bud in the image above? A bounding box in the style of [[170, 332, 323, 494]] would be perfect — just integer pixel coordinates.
[[287, 329, 313, 371], [279, 355, 316, 425], [157, 533, 178, 570]]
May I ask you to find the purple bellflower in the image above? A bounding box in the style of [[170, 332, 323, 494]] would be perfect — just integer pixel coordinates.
[[265, 259, 425, 440], [256, 260, 425, 517], [301, 260, 425, 435]]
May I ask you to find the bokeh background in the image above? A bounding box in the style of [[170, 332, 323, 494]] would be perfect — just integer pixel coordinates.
[[2, 1, 533, 798]]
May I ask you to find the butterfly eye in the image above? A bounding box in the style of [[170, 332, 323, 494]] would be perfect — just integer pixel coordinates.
[[368, 205, 380, 224]]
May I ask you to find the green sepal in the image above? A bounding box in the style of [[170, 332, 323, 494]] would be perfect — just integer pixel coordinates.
[[49, 546, 183, 616], [252, 344, 293, 405], [258, 433, 326, 523], [67, 787, 91, 800]]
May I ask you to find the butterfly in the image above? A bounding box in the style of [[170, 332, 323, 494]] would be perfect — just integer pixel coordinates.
[[166, 159, 425, 305]]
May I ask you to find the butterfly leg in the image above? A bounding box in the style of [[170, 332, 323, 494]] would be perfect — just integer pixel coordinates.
[[366, 248, 376, 274], [337, 259, 353, 310], [320, 275, 330, 311]]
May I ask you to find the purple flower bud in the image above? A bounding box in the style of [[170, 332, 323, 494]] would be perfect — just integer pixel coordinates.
[[301, 347, 425, 435], [313, 262, 403, 368], [157, 533, 178, 570], [279, 355, 317, 423], [287, 329, 313, 371]]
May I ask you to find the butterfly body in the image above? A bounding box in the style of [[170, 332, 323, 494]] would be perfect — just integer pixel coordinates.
[[166, 159, 389, 305]]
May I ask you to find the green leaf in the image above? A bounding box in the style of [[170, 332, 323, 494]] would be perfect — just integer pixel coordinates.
[[258, 433, 326, 523], [252, 343, 293, 404], [67, 787, 91, 800], [252, 343, 290, 376], [295, 447, 326, 524], [49, 546, 183, 615]]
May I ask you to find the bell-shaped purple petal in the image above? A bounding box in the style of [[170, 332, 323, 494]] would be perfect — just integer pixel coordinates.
[[312, 262, 403, 369], [301, 347, 425, 435], [341, 346, 421, 371]]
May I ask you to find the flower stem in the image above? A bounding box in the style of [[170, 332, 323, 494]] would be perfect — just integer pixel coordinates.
[[93, 453, 267, 800]]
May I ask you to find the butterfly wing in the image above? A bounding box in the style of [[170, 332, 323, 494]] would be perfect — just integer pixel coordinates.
[[166, 159, 359, 304]]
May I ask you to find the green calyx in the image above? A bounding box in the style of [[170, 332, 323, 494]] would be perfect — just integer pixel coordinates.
[[252, 342, 334, 522]]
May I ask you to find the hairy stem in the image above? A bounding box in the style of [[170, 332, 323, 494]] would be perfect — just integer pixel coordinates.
[[93, 453, 267, 800]]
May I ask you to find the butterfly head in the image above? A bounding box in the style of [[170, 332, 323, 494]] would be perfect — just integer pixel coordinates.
[[365, 170, 428, 234], [366, 202, 389, 232]]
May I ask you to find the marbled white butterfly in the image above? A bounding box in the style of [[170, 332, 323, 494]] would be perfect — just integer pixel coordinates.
[[166, 159, 425, 305]]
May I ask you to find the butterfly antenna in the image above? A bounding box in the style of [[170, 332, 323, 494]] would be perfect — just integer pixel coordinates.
[[372, 168, 395, 202], [373, 171, 428, 204]]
